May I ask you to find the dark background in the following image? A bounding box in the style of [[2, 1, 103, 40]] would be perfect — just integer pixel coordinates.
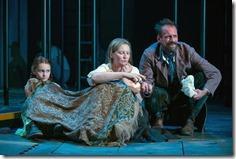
[[1, 0, 232, 106]]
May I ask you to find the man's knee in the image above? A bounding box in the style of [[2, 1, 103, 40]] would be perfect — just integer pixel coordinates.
[[145, 87, 169, 115], [194, 72, 206, 89]]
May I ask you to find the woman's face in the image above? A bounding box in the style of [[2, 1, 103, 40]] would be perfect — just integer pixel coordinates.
[[111, 44, 131, 67], [33, 63, 51, 82]]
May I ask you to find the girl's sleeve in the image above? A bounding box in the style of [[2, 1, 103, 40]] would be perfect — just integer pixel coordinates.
[[15, 114, 32, 137], [24, 78, 40, 97]]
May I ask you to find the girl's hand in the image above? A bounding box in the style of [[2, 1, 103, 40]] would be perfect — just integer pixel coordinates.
[[120, 63, 133, 73], [24, 78, 40, 97]]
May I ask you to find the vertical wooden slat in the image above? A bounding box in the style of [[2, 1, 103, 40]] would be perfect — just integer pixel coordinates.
[[48, 0, 51, 59], [3, 0, 9, 106], [200, 0, 206, 58], [173, 0, 178, 25], [93, 0, 96, 69], [121, 0, 124, 38], [77, 0, 81, 90], [60, 0, 65, 84], [43, 0, 47, 57]]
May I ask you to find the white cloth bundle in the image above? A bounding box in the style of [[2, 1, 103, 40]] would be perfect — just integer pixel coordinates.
[[181, 75, 197, 98]]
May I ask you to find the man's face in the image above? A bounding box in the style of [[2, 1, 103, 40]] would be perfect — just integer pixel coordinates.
[[158, 25, 178, 53]]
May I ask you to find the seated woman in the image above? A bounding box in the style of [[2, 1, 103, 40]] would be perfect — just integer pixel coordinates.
[[16, 38, 146, 146]]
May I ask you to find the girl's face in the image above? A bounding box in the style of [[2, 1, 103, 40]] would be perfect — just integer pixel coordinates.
[[34, 63, 51, 82], [111, 44, 131, 67]]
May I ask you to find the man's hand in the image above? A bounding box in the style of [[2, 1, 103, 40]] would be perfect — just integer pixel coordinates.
[[141, 82, 153, 96], [193, 89, 209, 100]]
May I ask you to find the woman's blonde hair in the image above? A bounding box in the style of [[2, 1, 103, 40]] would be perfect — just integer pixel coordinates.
[[107, 38, 133, 64]]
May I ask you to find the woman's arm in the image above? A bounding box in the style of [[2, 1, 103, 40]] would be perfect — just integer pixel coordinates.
[[91, 72, 145, 85]]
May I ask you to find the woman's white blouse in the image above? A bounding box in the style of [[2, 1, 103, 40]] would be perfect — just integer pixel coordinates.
[[87, 63, 140, 86]]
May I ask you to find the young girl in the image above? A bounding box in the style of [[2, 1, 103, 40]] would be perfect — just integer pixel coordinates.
[[16, 56, 52, 138], [24, 56, 52, 97], [16, 39, 165, 146]]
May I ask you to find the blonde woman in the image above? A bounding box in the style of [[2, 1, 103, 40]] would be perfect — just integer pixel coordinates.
[[19, 38, 149, 146]]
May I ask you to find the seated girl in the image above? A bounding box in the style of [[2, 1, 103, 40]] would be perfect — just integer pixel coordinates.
[[16, 38, 147, 146]]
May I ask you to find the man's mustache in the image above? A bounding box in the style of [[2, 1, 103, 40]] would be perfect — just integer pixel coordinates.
[[168, 41, 179, 45]]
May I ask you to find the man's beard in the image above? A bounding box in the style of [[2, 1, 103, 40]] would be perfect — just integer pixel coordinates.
[[166, 42, 178, 52]]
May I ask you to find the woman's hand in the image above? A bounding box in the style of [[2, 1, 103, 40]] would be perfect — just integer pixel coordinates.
[[120, 63, 133, 73], [122, 78, 141, 93], [123, 72, 146, 84]]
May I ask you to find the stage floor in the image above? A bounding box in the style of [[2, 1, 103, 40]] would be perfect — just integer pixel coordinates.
[[0, 92, 233, 157]]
